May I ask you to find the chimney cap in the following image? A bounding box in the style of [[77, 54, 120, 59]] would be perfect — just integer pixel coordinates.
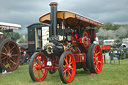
[[49, 2, 58, 7]]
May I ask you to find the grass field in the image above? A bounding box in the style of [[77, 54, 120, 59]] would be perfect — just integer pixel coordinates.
[[0, 59, 128, 85]]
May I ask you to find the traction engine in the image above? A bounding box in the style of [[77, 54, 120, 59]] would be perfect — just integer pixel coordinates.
[[29, 2, 103, 83], [0, 22, 21, 73]]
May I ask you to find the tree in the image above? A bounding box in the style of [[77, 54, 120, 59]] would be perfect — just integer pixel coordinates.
[[13, 32, 20, 41], [3, 31, 20, 41], [103, 22, 120, 30], [18, 34, 28, 43]]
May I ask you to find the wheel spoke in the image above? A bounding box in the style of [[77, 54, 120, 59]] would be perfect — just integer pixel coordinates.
[[6, 60, 11, 68], [93, 60, 96, 63], [63, 69, 68, 74], [38, 70, 40, 79], [11, 57, 15, 62], [41, 69, 44, 74], [38, 56, 41, 64], [33, 59, 38, 66], [69, 62, 72, 65], [11, 54, 18, 56], [64, 70, 66, 78], [69, 56, 71, 65], [36, 71, 39, 79], [10, 50, 14, 54], [3, 46, 8, 53], [10, 60, 16, 65], [33, 69, 37, 73], [2, 52, 7, 55], [68, 69, 71, 79], [8, 64, 11, 68], [10, 46, 16, 52], [96, 52, 100, 57], [98, 61, 101, 64], [64, 57, 68, 64], [41, 61, 44, 66], [63, 65, 66, 69], [97, 68, 100, 72], [68, 70, 71, 76], [68, 70, 70, 79], [33, 62, 37, 67], [1, 57, 7, 60], [33, 65, 36, 68], [95, 65, 97, 69]]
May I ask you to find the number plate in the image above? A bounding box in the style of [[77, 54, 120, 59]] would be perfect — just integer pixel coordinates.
[[47, 61, 52, 66]]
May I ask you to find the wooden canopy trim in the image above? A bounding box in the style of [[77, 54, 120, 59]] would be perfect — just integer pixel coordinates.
[[39, 11, 103, 27]]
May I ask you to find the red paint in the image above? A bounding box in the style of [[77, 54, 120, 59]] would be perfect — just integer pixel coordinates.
[[79, 38, 82, 43], [101, 45, 111, 50]]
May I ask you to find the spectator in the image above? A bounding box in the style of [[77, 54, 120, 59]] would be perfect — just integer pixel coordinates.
[[20, 51, 30, 65]]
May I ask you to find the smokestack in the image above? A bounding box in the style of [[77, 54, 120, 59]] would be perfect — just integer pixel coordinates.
[[49, 2, 58, 37]]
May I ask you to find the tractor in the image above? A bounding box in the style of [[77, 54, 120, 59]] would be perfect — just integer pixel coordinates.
[[28, 2, 103, 83], [0, 22, 21, 73]]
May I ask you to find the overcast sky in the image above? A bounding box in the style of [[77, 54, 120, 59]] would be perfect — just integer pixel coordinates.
[[0, 0, 128, 33]]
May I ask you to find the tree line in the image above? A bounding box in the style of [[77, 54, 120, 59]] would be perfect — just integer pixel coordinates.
[[96, 22, 128, 39]]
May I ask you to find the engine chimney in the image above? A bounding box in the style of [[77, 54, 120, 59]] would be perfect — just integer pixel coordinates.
[[49, 2, 58, 37]]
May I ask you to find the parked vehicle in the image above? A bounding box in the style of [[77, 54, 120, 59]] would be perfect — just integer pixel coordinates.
[[121, 39, 128, 47], [101, 39, 115, 53]]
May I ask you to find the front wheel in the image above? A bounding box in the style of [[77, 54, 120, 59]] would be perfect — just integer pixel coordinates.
[[29, 52, 48, 81], [59, 51, 76, 83]]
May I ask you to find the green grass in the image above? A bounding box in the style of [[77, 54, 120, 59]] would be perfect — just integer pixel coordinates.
[[0, 59, 128, 85]]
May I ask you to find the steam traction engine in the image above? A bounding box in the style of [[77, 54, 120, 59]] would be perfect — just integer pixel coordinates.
[[29, 2, 103, 83], [0, 22, 21, 73]]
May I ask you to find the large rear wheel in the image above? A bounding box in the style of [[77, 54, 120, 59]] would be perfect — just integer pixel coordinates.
[[29, 52, 48, 81], [0, 39, 20, 72], [59, 51, 76, 83], [87, 44, 103, 74]]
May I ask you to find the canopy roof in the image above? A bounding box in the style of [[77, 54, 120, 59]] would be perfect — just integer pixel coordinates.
[[39, 11, 103, 27], [0, 22, 21, 29]]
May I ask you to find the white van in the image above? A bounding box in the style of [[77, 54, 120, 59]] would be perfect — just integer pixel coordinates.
[[103, 40, 115, 45]]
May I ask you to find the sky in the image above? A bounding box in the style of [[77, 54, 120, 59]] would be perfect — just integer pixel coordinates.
[[0, 0, 128, 33]]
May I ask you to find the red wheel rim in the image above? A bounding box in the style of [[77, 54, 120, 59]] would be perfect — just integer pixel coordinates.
[[32, 53, 48, 81], [0, 40, 20, 71], [63, 53, 76, 82], [82, 30, 90, 49], [93, 45, 103, 73]]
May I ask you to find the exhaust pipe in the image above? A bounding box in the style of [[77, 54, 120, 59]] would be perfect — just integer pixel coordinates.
[[49, 2, 58, 37]]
